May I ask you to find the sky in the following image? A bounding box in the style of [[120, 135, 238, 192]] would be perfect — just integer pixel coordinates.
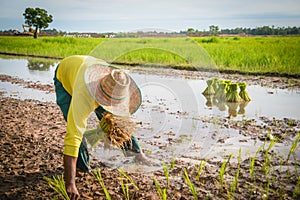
[[0, 0, 299, 33]]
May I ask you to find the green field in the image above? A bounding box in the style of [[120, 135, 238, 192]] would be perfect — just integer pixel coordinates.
[[0, 36, 299, 76]]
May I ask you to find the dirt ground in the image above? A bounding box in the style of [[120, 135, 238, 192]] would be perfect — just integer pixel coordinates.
[[0, 69, 299, 199]]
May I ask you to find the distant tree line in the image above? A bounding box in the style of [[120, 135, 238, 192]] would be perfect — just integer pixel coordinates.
[[182, 25, 300, 36], [1, 25, 299, 37], [220, 26, 300, 35]]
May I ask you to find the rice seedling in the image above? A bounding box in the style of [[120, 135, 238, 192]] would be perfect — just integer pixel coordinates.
[[153, 177, 167, 200], [195, 160, 206, 181], [219, 154, 233, 192], [117, 168, 139, 190], [93, 168, 111, 200], [249, 157, 256, 180], [263, 179, 270, 200], [230, 149, 242, 197], [183, 168, 198, 200], [120, 179, 130, 200], [43, 175, 70, 200], [286, 132, 300, 163], [263, 136, 277, 176], [249, 144, 264, 179], [170, 157, 176, 169], [293, 176, 300, 199], [163, 164, 170, 188]]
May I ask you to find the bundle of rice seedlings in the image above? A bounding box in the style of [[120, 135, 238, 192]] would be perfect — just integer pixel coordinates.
[[202, 79, 215, 96], [239, 82, 251, 101], [223, 80, 232, 92], [99, 112, 135, 149], [212, 78, 220, 92], [226, 83, 242, 102], [215, 82, 227, 102]]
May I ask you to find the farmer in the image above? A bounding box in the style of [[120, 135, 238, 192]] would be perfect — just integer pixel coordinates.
[[53, 55, 148, 199]]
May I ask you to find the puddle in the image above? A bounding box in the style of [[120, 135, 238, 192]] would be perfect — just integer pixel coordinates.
[[1, 56, 299, 170], [0, 55, 58, 84], [0, 81, 55, 102]]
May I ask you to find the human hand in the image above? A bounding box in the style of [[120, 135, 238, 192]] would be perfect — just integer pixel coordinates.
[[64, 155, 80, 199], [66, 182, 80, 200]]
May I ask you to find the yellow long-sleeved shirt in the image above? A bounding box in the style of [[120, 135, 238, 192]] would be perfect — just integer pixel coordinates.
[[56, 55, 105, 157]]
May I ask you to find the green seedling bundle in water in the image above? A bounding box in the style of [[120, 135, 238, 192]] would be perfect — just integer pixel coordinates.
[[202, 79, 215, 96], [215, 82, 227, 101], [226, 83, 242, 102], [239, 82, 251, 101], [202, 78, 251, 106]]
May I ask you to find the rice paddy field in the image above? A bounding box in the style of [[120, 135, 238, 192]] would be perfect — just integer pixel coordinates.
[[0, 35, 300, 199], [0, 35, 299, 76]]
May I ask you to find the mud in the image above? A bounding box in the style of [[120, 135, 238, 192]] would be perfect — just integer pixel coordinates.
[[0, 68, 299, 199]]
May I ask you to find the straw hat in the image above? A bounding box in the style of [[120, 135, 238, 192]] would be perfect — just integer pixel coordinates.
[[85, 63, 142, 116]]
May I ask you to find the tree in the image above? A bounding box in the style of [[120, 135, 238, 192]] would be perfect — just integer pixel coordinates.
[[209, 25, 219, 35], [187, 28, 195, 33], [23, 7, 53, 39]]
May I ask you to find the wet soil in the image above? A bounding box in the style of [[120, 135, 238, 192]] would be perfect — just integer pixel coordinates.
[[0, 68, 299, 199]]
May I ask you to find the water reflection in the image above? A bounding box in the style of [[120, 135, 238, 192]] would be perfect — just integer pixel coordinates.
[[27, 58, 56, 71], [0, 55, 59, 84], [203, 95, 249, 118]]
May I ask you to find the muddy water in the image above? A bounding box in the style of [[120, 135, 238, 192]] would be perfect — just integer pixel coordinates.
[[1, 56, 299, 171]]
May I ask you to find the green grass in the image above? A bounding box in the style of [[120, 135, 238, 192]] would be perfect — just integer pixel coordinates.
[[0, 36, 299, 76]]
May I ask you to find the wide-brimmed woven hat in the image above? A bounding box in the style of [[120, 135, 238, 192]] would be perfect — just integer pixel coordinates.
[[85, 63, 142, 116]]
